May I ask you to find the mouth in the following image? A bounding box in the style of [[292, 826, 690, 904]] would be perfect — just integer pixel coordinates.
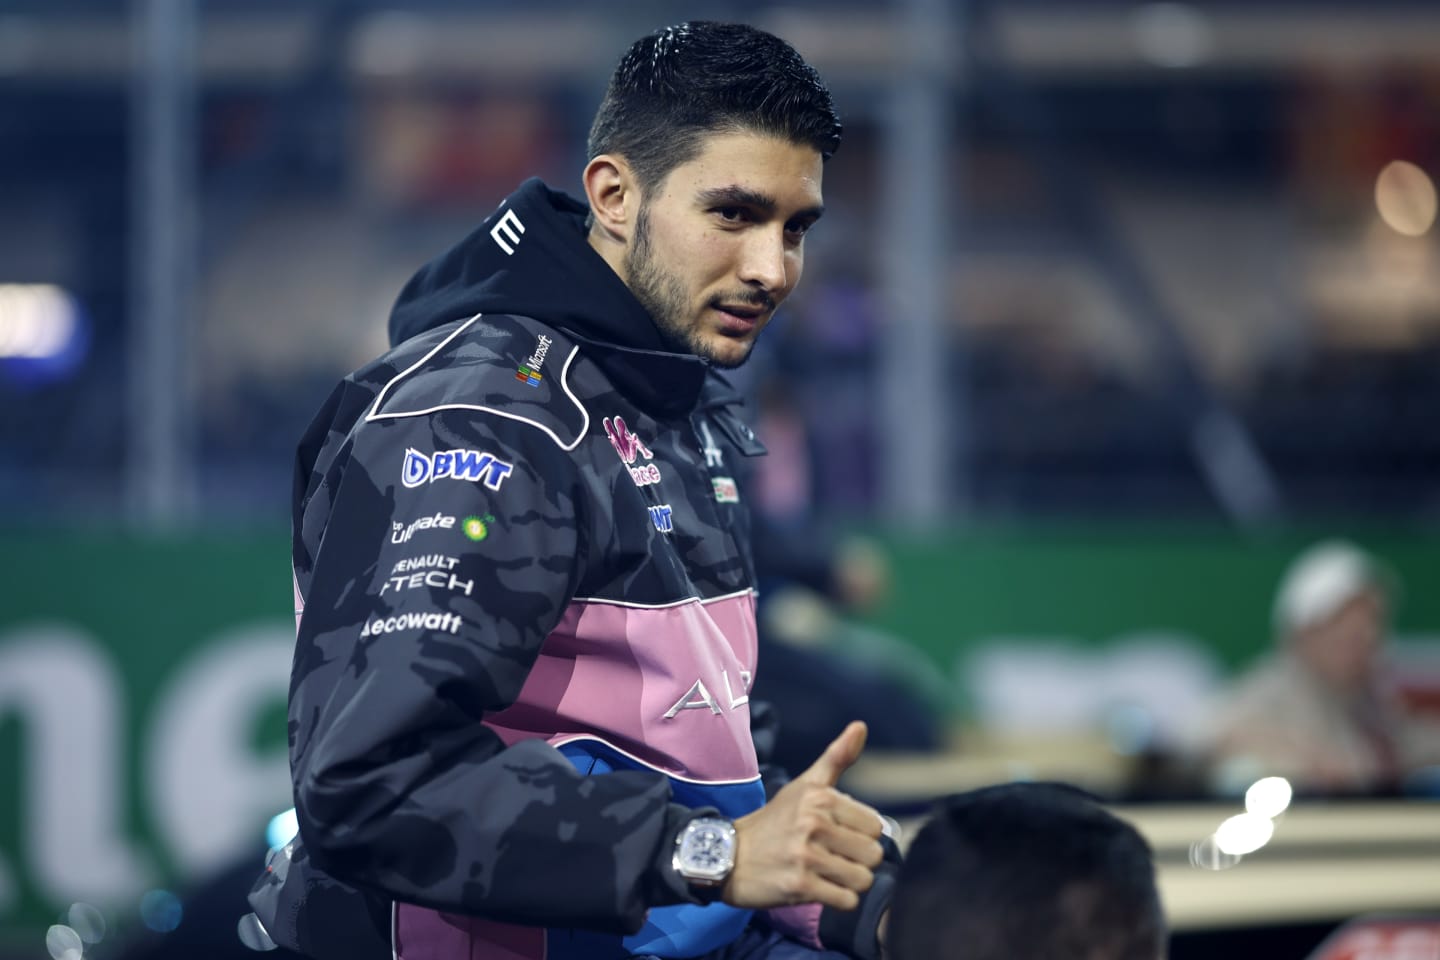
[[711, 303, 770, 336]]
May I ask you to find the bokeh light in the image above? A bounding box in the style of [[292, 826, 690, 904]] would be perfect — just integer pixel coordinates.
[[44, 924, 83, 960], [139, 889, 183, 933], [0, 285, 77, 359], [265, 808, 300, 850], [1244, 776, 1293, 819], [65, 902, 106, 945], [1375, 160, 1438, 237], [1214, 812, 1275, 856], [1188, 834, 1243, 871]]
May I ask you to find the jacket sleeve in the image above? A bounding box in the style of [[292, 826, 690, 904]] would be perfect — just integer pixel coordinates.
[[288, 407, 698, 931], [760, 835, 901, 960], [816, 836, 901, 960]]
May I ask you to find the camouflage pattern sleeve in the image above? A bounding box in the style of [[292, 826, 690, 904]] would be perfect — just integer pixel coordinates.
[[288, 406, 696, 931]]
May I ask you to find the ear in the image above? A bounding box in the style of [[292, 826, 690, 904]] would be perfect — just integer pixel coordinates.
[[583, 154, 638, 243]]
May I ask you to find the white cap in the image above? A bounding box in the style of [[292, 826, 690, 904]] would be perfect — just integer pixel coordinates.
[[1272, 540, 1386, 636]]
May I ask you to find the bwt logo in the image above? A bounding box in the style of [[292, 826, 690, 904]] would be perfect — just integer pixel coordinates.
[[604, 416, 654, 465], [402, 448, 514, 490]]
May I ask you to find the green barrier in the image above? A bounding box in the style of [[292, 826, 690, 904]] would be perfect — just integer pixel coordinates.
[[867, 527, 1440, 673], [0, 526, 1436, 950], [0, 531, 293, 953]]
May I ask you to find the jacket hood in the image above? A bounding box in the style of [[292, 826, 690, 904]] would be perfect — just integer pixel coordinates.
[[388, 178, 671, 354]]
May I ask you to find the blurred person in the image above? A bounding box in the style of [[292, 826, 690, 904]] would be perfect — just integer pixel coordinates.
[[737, 372, 947, 778], [785, 275, 882, 511], [251, 21, 898, 960], [886, 782, 1166, 960], [1204, 540, 1440, 794]]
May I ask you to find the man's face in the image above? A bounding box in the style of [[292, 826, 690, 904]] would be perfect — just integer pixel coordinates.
[[622, 129, 825, 368], [1294, 588, 1388, 693]]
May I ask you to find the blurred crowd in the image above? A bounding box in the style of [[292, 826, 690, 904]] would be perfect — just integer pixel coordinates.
[[1202, 539, 1440, 796], [4, 6, 1440, 523]]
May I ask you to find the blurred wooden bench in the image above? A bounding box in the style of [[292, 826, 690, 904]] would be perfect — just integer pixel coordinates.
[[844, 740, 1440, 931]]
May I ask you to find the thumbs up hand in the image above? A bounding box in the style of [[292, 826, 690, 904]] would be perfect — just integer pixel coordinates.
[[722, 721, 885, 911]]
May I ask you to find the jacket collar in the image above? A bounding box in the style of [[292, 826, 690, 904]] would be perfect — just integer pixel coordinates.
[[562, 328, 710, 421]]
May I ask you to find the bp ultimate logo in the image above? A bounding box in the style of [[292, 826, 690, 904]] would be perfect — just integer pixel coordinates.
[[402, 448, 514, 490], [515, 335, 553, 387]]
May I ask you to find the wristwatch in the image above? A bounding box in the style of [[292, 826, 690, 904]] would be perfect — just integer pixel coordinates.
[[672, 816, 737, 893]]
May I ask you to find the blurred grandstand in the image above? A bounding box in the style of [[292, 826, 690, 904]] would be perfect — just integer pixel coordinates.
[[2, 2, 1440, 958], [2, 0, 1439, 526]]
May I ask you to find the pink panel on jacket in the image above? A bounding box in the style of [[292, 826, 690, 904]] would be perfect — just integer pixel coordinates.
[[765, 903, 825, 951], [393, 903, 545, 960], [485, 591, 761, 782]]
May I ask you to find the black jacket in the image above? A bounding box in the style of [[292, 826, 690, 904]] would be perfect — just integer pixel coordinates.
[[253, 179, 892, 960]]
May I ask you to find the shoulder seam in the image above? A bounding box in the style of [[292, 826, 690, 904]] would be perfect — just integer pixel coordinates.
[[568, 588, 757, 610], [364, 312, 591, 452], [550, 735, 763, 786]]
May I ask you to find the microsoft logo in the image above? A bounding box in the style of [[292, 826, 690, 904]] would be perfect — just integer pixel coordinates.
[[515, 335, 553, 388]]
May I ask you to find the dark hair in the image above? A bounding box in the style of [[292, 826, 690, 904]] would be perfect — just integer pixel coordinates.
[[586, 21, 842, 195], [888, 783, 1167, 960]]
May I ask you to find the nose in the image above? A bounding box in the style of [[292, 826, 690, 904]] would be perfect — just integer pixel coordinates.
[[737, 227, 789, 293]]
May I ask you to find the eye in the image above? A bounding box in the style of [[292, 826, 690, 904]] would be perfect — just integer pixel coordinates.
[[713, 206, 751, 225], [785, 219, 817, 243]]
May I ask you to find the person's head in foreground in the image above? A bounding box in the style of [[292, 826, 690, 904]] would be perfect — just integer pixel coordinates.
[[1272, 539, 1391, 696], [583, 20, 840, 368], [887, 783, 1166, 960]]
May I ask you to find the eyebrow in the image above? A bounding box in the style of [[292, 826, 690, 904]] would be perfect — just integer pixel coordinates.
[[696, 185, 825, 222]]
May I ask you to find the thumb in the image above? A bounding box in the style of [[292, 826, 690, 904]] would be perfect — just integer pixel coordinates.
[[799, 720, 868, 786]]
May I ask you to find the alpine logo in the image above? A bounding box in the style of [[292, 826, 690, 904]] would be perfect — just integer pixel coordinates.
[[402, 448, 514, 490], [604, 416, 654, 465], [663, 670, 752, 718]]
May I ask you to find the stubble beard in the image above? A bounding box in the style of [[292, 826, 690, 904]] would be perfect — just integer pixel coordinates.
[[624, 202, 753, 369]]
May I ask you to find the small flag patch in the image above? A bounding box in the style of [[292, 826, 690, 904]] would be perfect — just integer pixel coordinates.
[[712, 477, 739, 503]]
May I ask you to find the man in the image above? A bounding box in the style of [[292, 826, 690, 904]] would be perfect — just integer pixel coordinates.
[[886, 783, 1166, 960], [1206, 540, 1440, 793], [254, 21, 896, 960]]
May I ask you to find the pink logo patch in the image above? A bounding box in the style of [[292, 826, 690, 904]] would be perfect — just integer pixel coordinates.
[[604, 416, 654, 465]]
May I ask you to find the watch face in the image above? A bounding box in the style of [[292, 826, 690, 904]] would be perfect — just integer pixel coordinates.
[[690, 827, 729, 872], [678, 819, 735, 882]]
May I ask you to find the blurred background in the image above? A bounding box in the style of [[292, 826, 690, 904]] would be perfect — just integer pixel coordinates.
[[1, 1, 1439, 958]]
